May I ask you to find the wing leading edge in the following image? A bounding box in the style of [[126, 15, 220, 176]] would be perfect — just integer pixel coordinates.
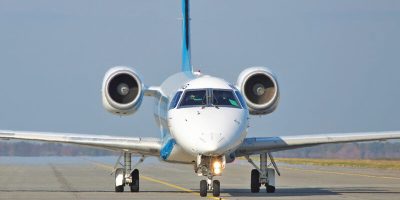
[[0, 130, 161, 156], [236, 131, 400, 156]]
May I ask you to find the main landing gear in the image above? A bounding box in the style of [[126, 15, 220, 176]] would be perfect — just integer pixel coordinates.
[[114, 152, 144, 193], [245, 152, 280, 193], [196, 155, 225, 197]]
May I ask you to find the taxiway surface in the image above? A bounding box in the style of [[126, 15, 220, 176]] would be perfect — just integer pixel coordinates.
[[0, 156, 399, 200]]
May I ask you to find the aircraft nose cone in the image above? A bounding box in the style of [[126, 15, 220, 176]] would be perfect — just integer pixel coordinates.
[[168, 106, 248, 157], [196, 132, 227, 156], [198, 144, 218, 154]]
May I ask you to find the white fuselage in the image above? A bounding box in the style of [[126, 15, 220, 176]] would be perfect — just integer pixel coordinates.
[[155, 73, 249, 163]]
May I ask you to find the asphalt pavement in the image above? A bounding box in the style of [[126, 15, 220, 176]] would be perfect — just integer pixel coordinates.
[[0, 156, 399, 200]]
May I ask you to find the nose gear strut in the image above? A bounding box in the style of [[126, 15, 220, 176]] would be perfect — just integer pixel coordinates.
[[195, 155, 225, 197]]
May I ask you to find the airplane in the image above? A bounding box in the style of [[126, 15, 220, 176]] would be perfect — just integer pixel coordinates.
[[1, 0, 400, 198]]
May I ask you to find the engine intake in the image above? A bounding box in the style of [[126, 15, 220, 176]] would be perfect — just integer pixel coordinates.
[[102, 66, 144, 115], [237, 67, 279, 115]]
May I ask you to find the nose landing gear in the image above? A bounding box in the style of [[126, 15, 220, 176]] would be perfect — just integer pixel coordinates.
[[196, 155, 225, 197]]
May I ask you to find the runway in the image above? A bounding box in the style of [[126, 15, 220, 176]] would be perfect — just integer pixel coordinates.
[[0, 157, 399, 200]]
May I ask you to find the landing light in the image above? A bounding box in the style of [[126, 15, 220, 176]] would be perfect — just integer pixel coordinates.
[[213, 161, 222, 175]]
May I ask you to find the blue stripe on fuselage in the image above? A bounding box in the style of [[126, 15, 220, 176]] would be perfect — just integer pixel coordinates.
[[160, 138, 176, 160]]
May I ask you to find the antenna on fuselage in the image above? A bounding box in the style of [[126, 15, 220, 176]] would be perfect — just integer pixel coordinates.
[[181, 0, 193, 75]]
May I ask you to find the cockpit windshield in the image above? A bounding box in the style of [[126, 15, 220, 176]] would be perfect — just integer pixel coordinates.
[[169, 91, 183, 109], [179, 90, 207, 107], [177, 89, 243, 109], [212, 90, 241, 108]]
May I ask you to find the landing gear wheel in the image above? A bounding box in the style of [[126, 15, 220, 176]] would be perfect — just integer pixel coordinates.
[[130, 169, 139, 192], [115, 185, 124, 192], [115, 168, 125, 192], [212, 180, 220, 197], [251, 169, 260, 193], [200, 180, 207, 197], [266, 185, 276, 193]]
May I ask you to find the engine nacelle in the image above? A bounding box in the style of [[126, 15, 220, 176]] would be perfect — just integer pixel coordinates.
[[102, 66, 144, 115], [237, 67, 280, 115], [225, 153, 236, 164]]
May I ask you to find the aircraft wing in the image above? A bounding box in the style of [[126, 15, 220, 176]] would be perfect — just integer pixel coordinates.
[[0, 130, 161, 156], [236, 131, 400, 156]]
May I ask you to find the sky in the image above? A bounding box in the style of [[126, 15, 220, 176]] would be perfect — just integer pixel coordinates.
[[0, 0, 399, 138]]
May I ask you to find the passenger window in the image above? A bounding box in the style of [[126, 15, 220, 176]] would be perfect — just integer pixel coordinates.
[[212, 90, 241, 108], [169, 91, 183, 109], [179, 90, 207, 107]]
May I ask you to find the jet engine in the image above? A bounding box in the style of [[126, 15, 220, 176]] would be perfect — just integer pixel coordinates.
[[237, 67, 280, 115], [102, 66, 144, 115]]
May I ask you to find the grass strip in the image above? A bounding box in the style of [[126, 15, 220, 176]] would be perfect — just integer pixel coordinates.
[[275, 158, 400, 170]]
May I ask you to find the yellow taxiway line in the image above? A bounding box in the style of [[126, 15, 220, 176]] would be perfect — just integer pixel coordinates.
[[86, 159, 226, 200], [282, 166, 400, 180]]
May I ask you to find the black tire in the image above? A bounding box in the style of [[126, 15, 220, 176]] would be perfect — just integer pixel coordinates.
[[115, 185, 124, 192], [212, 180, 220, 197], [251, 169, 260, 193], [200, 180, 207, 197], [130, 169, 139, 192], [266, 185, 275, 193]]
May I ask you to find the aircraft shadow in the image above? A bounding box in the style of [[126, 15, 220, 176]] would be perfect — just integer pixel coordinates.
[[327, 187, 400, 194], [0, 189, 195, 194], [1, 187, 398, 197], [0, 189, 112, 193], [220, 187, 400, 197], [220, 188, 337, 197]]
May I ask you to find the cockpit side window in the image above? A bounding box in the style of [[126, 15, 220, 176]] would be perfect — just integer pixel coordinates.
[[169, 91, 183, 109], [179, 90, 207, 107], [212, 90, 241, 108], [235, 90, 247, 109]]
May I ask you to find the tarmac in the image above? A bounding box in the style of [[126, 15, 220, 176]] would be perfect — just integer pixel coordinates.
[[0, 156, 399, 200]]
